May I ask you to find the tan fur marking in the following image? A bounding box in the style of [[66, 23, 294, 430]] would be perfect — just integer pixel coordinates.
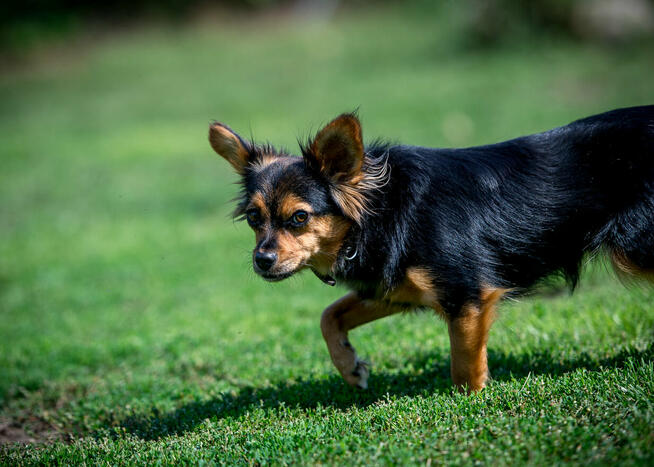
[[330, 184, 368, 224], [250, 153, 300, 174], [306, 216, 351, 276], [208, 124, 250, 174], [247, 192, 269, 219], [274, 230, 303, 272], [267, 214, 351, 277], [387, 267, 443, 313], [329, 153, 390, 224], [249, 153, 279, 173], [610, 249, 654, 282], [447, 286, 508, 393], [321, 292, 400, 388], [277, 194, 313, 220]]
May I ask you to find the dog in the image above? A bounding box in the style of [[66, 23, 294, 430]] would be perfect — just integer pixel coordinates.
[[208, 106, 654, 392]]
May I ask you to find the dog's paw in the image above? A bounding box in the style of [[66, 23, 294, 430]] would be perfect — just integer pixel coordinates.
[[346, 358, 370, 389]]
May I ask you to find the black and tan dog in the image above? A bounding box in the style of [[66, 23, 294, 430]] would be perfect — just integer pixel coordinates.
[[208, 106, 654, 392]]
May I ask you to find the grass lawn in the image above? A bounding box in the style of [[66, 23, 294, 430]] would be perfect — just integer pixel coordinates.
[[1, 3, 653, 464]]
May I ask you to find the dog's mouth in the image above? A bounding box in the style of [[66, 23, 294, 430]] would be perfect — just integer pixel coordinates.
[[253, 262, 303, 282], [252, 256, 308, 282], [259, 270, 295, 282]]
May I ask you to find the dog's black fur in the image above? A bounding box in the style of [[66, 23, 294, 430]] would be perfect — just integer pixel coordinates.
[[316, 106, 654, 314]]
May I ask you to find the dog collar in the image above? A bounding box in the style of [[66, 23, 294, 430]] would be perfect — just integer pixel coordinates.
[[311, 243, 359, 286], [343, 245, 358, 261], [312, 269, 336, 286]]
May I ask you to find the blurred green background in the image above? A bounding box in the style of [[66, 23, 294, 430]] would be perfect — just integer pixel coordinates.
[[1, 0, 653, 463]]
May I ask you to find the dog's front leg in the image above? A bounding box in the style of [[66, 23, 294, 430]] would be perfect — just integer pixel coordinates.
[[446, 288, 506, 392], [320, 292, 398, 389]]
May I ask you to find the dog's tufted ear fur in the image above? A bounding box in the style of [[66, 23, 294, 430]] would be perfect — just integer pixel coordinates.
[[303, 113, 390, 224], [306, 113, 365, 184], [209, 122, 252, 174]]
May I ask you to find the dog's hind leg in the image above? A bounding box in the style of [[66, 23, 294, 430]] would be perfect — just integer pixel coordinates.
[[320, 292, 399, 389], [607, 195, 654, 283], [611, 249, 654, 283], [447, 287, 507, 392]]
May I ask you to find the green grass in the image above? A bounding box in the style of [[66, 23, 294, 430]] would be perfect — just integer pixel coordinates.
[[1, 3, 653, 464]]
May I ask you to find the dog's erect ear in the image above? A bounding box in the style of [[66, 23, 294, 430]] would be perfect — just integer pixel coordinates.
[[209, 122, 252, 174], [304, 113, 379, 224], [307, 113, 364, 182]]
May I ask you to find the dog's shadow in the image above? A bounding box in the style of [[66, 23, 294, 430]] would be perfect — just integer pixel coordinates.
[[118, 344, 652, 441]]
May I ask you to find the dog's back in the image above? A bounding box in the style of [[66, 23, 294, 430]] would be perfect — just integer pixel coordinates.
[[364, 106, 654, 299], [517, 105, 654, 282]]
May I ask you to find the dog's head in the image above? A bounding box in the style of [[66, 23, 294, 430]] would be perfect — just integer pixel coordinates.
[[209, 113, 382, 282]]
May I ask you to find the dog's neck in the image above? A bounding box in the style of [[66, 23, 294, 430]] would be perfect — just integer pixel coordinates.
[[311, 225, 362, 287]]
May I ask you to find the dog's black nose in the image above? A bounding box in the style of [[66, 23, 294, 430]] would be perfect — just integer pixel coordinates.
[[254, 251, 277, 271]]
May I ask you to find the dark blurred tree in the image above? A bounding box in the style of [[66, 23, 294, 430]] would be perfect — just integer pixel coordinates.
[[0, 0, 285, 50], [0, 0, 274, 25], [466, 0, 654, 46], [2, 0, 653, 51]]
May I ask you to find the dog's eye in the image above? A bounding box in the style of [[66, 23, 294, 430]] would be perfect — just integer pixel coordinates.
[[245, 209, 261, 226], [291, 210, 309, 226]]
